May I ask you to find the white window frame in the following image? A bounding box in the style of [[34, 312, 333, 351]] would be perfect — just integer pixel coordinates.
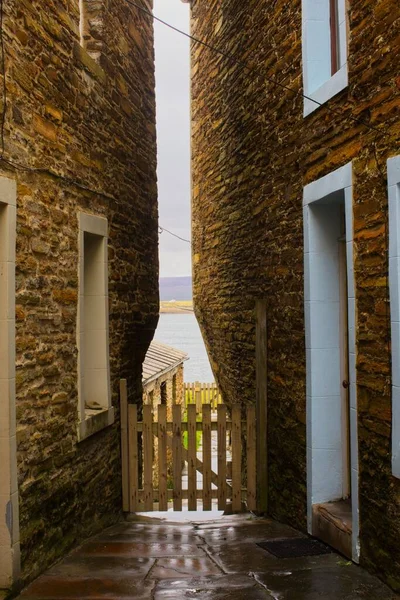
[[77, 212, 114, 442], [302, 0, 348, 117], [0, 177, 20, 587], [388, 156, 400, 478]]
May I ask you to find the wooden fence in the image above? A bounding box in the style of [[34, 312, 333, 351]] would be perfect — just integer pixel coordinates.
[[183, 381, 222, 411], [121, 380, 256, 513]]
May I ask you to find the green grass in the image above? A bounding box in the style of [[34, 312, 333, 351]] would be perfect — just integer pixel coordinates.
[[182, 408, 202, 451]]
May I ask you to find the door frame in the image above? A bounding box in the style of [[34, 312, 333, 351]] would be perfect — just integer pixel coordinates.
[[0, 177, 20, 588], [303, 162, 359, 562]]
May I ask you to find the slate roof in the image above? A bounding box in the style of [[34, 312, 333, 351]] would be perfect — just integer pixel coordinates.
[[142, 340, 188, 384]]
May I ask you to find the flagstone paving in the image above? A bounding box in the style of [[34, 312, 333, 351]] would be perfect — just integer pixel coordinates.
[[17, 513, 398, 599]]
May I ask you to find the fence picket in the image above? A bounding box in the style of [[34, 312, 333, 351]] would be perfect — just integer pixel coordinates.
[[232, 404, 242, 512], [173, 404, 182, 511], [246, 405, 256, 512], [158, 404, 167, 511], [143, 404, 153, 511], [188, 403, 197, 510], [202, 404, 212, 510], [217, 404, 227, 510], [128, 403, 138, 512]]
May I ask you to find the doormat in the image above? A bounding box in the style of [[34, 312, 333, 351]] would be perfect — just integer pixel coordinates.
[[257, 538, 333, 558]]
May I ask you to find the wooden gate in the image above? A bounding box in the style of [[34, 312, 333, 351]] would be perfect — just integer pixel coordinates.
[[120, 380, 256, 513]]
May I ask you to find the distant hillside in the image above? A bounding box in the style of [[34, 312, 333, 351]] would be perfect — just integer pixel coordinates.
[[160, 276, 192, 301]]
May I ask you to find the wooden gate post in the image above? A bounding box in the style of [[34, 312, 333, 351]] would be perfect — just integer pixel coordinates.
[[256, 300, 268, 513], [120, 379, 129, 512]]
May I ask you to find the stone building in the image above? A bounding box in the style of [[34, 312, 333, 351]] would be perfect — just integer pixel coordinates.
[[143, 340, 187, 411], [0, 0, 158, 593], [189, 0, 400, 590]]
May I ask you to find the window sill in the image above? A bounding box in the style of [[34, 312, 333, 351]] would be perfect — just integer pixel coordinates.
[[73, 42, 106, 84], [77, 406, 115, 442], [304, 65, 348, 118]]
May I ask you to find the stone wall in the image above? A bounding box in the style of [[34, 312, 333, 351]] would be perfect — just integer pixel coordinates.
[[190, 0, 400, 588], [143, 364, 184, 417], [4, 0, 158, 586]]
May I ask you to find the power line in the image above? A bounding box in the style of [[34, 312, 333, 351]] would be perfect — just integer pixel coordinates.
[[159, 226, 191, 244], [0, 154, 188, 242], [125, 0, 390, 138]]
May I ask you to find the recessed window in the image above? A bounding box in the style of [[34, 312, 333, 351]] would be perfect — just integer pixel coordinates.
[[388, 156, 400, 478], [77, 212, 113, 441], [302, 0, 348, 116], [79, 0, 104, 60]]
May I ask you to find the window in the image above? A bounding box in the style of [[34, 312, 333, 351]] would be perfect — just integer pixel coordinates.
[[388, 156, 400, 478], [79, 0, 104, 60], [161, 381, 167, 405], [77, 212, 113, 441], [0, 178, 20, 586], [302, 0, 348, 117]]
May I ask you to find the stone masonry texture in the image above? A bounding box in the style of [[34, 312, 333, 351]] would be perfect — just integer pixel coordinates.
[[4, 0, 158, 587], [190, 0, 400, 590]]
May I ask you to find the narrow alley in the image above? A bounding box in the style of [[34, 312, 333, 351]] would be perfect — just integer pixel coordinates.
[[16, 514, 396, 600]]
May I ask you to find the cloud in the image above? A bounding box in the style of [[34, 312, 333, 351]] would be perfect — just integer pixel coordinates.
[[154, 0, 191, 277]]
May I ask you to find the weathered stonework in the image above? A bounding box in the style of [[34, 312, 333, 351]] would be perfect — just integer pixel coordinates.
[[143, 365, 184, 414], [2, 0, 158, 589], [190, 0, 400, 589]]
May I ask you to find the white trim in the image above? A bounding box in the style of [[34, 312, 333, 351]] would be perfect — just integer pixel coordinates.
[[388, 156, 400, 478], [77, 211, 113, 442], [303, 162, 352, 205], [304, 66, 348, 117], [0, 177, 20, 587], [303, 162, 360, 563], [302, 0, 348, 117]]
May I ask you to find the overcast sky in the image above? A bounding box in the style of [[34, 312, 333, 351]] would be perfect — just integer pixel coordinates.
[[154, 0, 191, 278]]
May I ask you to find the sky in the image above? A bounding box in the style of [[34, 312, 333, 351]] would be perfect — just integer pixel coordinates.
[[154, 0, 191, 278]]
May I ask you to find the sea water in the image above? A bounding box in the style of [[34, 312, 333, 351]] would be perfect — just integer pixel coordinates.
[[154, 313, 214, 382]]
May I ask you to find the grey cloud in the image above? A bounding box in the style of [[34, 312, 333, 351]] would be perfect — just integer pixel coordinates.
[[154, 0, 191, 277]]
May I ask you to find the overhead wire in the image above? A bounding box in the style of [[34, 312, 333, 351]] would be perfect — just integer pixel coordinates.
[[0, 0, 394, 245], [159, 226, 191, 244], [125, 0, 391, 138]]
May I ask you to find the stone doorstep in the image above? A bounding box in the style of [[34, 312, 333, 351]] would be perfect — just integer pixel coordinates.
[[312, 500, 352, 560]]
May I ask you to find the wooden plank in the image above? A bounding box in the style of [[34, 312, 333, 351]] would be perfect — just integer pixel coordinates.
[[188, 403, 197, 511], [246, 405, 257, 512], [166, 433, 232, 495], [232, 404, 242, 512], [202, 404, 212, 510], [217, 404, 227, 510], [256, 299, 268, 513], [330, 0, 339, 75], [128, 404, 138, 512], [120, 379, 129, 512], [158, 404, 167, 511], [137, 421, 234, 433], [195, 381, 201, 413], [172, 403, 182, 511], [143, 404, 153, 511], [140, 488, 244, 501]]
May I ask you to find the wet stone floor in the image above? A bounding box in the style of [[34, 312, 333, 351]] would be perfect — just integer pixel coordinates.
[[17, 512, 398, 600]]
